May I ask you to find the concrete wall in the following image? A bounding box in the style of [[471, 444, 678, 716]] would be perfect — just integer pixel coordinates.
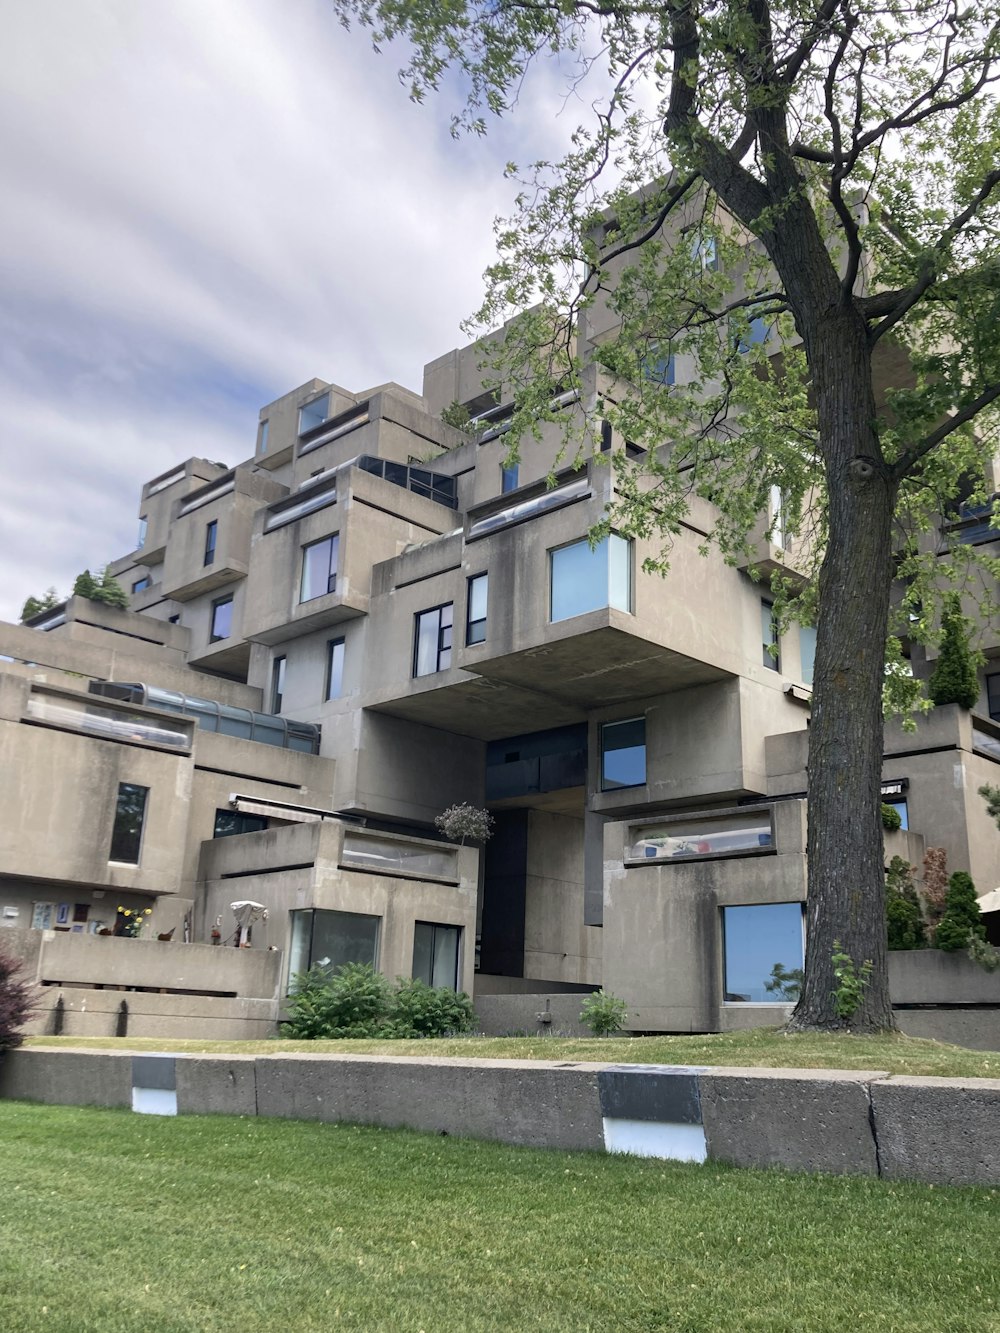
[[7, 1049, 1000, 1188], [523, 810, 600, 985]]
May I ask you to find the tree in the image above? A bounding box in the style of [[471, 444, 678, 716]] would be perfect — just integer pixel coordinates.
[[885, 855, 925, 951], [335, 0, 1000, 1029], [934, 870, 986, 951], [929, 594, 980, 709], [19, 587, 60, 622], [981, 784, 1000, 829], [91, 567, 129, 610], [72, 569, 99, 600], [0, 943, 34, 1051]]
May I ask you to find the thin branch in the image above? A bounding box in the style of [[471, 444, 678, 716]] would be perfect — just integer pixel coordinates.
[[892, 381, 1000, 480]]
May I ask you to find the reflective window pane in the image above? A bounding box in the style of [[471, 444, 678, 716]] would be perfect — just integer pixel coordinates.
[[723, 903, 804, 1003], [800, 625, 817, 686], [210, 596, 233, 642], [300, 535, 338, 602], [298, 393, 330, 435], [310, 909, 380, 973], [601, 717, 646, 789], [109, 783, 148, 864], [609, 533, 632, 611], [467, 573, 488, 645], [551, 539, 606, 621], [412, 921, 460, 989], [327, 638, 345, 700], [414, 604, 454, 676]]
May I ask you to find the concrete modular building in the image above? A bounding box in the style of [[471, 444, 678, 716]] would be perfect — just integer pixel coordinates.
[[4, 326, 1000, 1035]]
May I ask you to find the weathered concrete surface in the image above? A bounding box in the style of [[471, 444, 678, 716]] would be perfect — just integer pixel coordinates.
[[474, 993, 593, 1038], [890, 949, 1000, 1006], [24, 987, 278, 1040], [0, 1048, 132, 1107], [870, 1075, 1000, 1186], [255, 1054, 607, 1150], [175, 1055, 259, 1116], [700, 1067, 887, 1176], [896, 1008, 1000, 1052]]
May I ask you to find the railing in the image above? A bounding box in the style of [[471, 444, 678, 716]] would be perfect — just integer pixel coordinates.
[[25, 690, 192, 750], [627, 811, 774, 863], [340, 831, 458, 881]]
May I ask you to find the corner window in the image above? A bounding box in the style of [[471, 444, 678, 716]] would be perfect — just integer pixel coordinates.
[[204, 520, 218, 567], [412, 922, 461, 990], [723, 903, 804, 1004], [326, 638, 345, 700], [137, 516, 148, 550], [761, 600, 780, 671], [799, 625, 817, 686], [298, 393, 330, 436], [501, 462, 519, 493], [466, 574, 487, 646], [131, 577, 150, 594], [258, 420, 269, 454], [210, 595, 233, 643], [414, 603, 453, 677], [271, 655, 286, 713], [550, 534, 632, 622], [213, 809, 268, 838], [987, 672, 1000, 722], [601, 717, 646, 790], [287, 908, 380, 990], [109, 783, 149, 864], [300, 534, 338, 602]]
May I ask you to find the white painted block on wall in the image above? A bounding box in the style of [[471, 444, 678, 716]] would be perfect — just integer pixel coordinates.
[[132, 1087, 178, 1116], [603, 1117, 707, 1162]]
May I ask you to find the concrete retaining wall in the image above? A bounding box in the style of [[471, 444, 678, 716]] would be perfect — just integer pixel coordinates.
[[5, 1047, 1000, 1188]]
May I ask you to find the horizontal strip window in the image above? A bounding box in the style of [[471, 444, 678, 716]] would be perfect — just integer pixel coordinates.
[[263, 481, 338, 532], [468, 476, 590, 540], [25, 691, 191, 750], [145, 466, 187, 498], [177, 479, 235, 517], [298, 408, 370, 455], [474, 388, 580, 444], [628, 812, 774, 862], [355, 454, 458, 509]]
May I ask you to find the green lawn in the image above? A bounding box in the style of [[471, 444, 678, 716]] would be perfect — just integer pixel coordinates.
[[24, 1027, 1000, 1079], [0, 1101, 998, 1332]]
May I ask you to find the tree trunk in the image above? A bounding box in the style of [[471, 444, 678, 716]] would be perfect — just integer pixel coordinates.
[[787, 314, 898, 1032]]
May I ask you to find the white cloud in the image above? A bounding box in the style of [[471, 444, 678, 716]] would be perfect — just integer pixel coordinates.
[[0, 0, 578, 620]]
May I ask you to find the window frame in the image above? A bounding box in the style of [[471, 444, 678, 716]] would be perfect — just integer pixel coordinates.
[[412, 921, 461, 991], [299, 534, 339, 603], [600, 716, 647, 790], [722, 902, 806, 1005], [413, 602, 454, 677], [501, 462, 519, 494], [210, 594, 234, 643], [761, 599, 780, 671], [258, 419, 269, 454], [137, 516, 148, 550], [298, 392, 331, 436], [466, 573, 488, 646], [326, 637, 345, 700], [108, 782, 149, 865], [271, 655, 286, 713], [131, 577, 150, 594], [549, 533, 633, 623], [204, 519, 218, 567]]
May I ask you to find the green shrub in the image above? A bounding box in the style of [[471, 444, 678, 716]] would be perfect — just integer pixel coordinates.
[[831, 941, 873, 1021], [885, 855, 925, 950], [967, 934, 1000, 972], [935, 871, 986, 951], [580, 990, 628, 1037], [385, 978, 475, 1037], [0, 944, 34, 1052], [928, 594, 980, 709], [880, 803, 902, 831], [282, 964, 475, 1040]]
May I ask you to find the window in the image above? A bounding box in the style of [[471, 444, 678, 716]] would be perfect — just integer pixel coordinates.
[[501, 462, 519, 493], [629, 812, 772, 861], [300, 534, 338, 602], [298, 393, 330, 435], [799, 625, 817, 686], [550, 534, 632, 622], [204, 520, 218, 567], [723, 903, 804, 1003], [287, 908, 380, 990], [769, 485, 786, 550], [137, 516, 147, 550], [414, 603, 453, 676], [326, 638, 345, 700], [601, 717, 646, 790], [109, 783, 149, 864], [737, 315, 770, 353], [884, 799, 909, 831], [466, 574, 487, 645], [213, 809, 269, 838], [692, 234, 719, 272], [271, 655, 286, 713], [210, 595, 233, 643], [258, 420, 269, 454], [131, 577, 150, 594], [643, 347, 675, 385], [988, 673, 1000, 722], [412, 922, 461, 990], [761, 600, 780, 671]]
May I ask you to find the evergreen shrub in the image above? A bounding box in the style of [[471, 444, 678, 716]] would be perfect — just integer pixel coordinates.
[[935, 871, 985, 951], [928, 595, 980, 709]]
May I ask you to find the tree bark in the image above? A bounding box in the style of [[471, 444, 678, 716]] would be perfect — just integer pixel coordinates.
[[786, 311, 898, 1031]]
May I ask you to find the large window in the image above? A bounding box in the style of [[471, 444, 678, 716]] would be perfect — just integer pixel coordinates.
[[550, 534, 632, 622], [271, 655, 286, 713], [466, 573, 488, 645], [414, 603, 453, 676], [300, 534, 339, 602], [287, 908, 380, 989], [601, 717, 646, 790], [298, 392, 330, 435], [204, 520, 217, 567], [326, 638, 345, 700], [412, 922, 461, 990], [213, 809, 268, 838], [210, 595, 233, 643], [109, 783, 149, 864], [723, 903, 804, 1004], [761, 600, 780, 671]]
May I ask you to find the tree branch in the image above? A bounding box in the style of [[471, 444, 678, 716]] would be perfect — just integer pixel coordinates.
[[892, 381, 1000, 480]]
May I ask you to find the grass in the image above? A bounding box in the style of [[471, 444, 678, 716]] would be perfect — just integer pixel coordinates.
[[1, 1101, 998, 1332], [23, 1027, 1000, 1079]]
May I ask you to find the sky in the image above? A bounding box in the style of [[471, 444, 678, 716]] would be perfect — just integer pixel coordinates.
[[0, 0, 574, 622]]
